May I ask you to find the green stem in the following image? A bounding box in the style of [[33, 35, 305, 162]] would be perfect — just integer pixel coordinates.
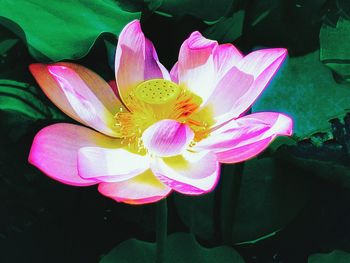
[[156, 199, 168, 263], [221, 163, 245, 245]]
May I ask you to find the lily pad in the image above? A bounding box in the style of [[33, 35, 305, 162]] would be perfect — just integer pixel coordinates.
[[204, 10, 245, 42], [175, 157, 311, 243], [0, 0, 140, 61], [336, 0, 350, 20], [0, 38, 18, 54], [253, 51, 350, 139], [153, 0, 235, 22], [99, 233, 245, 263], [0, 79, 65, 140], [320, 17, 350, 82], [309, 250, 350, 263], [0, 80, 62, 120], [275, 116, 350, 189]]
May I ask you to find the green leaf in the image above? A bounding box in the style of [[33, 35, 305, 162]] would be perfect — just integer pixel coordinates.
[[253, 51, 350, 139], [337, 0, 350, 20], [0, 38, 18, 54], [230, 1, 324, 56], [146, 0, 163, 12], [99, 233, 245, 263], [320, 17, 350, 82], [153, 0, 235, 22], [0, 0, 140, 61], [0, 80, 65, 141], [0, 79, 63, 120], [204, 10, 245, 42], [309, 250, 350, 263], [174, 157, 311, 244], [275, 117, 350, 189]]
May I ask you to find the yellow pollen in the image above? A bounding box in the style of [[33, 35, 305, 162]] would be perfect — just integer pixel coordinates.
[[135, 79, 181, 104]]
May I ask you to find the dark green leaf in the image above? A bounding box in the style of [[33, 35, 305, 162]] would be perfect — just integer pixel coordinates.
[[309, 250, 350, 263], [204, 10, 245, 42], [275, 115, 350, 189], [320, 18, 350, 82], [99, 233, 245, 263], [0, 38, 18, 54], [336, 0, 350, 20], [238, 1, 324, 56], [0, 79, 63, 120], [0, 79, 65, 140], [0, 0, 140, 61], [175, 157, 311, 243], [253, 51, 350, 139], [153, 0, 235, 22]]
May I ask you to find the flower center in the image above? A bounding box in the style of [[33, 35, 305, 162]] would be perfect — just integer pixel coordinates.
[[115, 79, 213, 151], [134, 79, 181, 105]]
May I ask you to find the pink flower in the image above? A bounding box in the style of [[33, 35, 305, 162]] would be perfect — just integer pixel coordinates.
[[28, 20, 292, 205]]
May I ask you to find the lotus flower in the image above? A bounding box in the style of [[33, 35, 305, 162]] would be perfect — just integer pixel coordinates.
[[28, 20, 292, 205]]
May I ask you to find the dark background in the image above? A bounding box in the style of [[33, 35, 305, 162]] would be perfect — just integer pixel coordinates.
[[1, 0, 350, 262]]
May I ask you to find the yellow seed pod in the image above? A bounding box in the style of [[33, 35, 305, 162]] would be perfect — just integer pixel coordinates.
[[135, 79, 181, 104]]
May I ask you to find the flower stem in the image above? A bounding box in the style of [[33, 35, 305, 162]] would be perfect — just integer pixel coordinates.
[[156, 199, 168, 263], [221, 163, 245, 245], [213, 174, 223, 243]]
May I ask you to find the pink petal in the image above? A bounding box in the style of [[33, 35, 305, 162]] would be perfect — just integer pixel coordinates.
[[142, 119, 194, 157], [208, 48, 287, 125], [195, 123, 270, 151], [216, 137, 274, 163], [98, 169, 171, 205], [195, 112, 293, 163], [115, 20, 170, 105], [233, 48, 287, 115], [107, 80, 120, 99], [177, 31, 218, 104], [151, 151, 220, 195], [78, 147, 149, 182], [213, 43, 243, 79], [28, 123, 121, 186], [208, 66, 254, 119], [47, 65, 118, 137], [30, 63, 125, 137], [237, 112, 293, 137], [170, 62, 179, 83]]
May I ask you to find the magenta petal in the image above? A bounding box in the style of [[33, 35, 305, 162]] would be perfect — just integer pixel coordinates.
[[195, 112, 293, 163], [213, 43, 243, 79], [78, 147, 149, 182], [195, 123, 270, 152], [151, 151, 220, 195], [47, 65, 119, 137], [209, 66, 254, 119], [28, 123, 120, 186], [98, 170, 171, 205], [238, 48, 287, 77], [233, 48, 287, 116], [218, 113, 292, 163], [177, 31, 218, 104], [142, 119, 194, 157], [208, 48, 287, 125], [237, 112, 293, 137], [30, 63, 125, 137], [115, 20, 170, 105], [216, 137, 274, 163], [170, 62, 179, 83]]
